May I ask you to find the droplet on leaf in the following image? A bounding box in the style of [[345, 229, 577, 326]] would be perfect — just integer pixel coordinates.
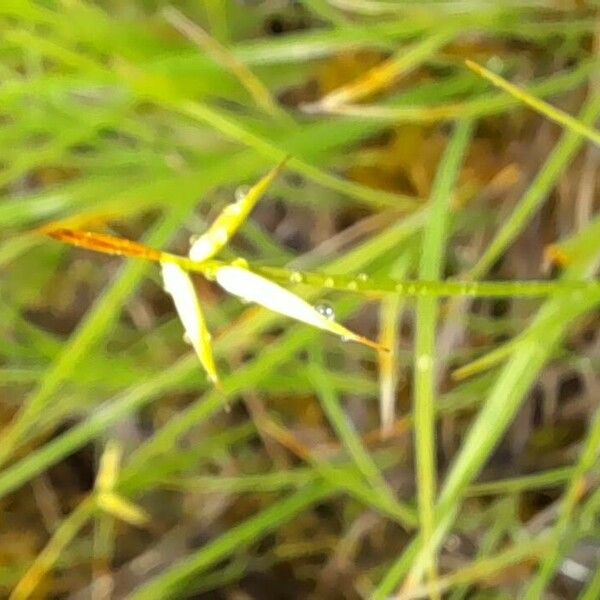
[[235, 185, 251, 202], [231, 257, 249, 269], [315, 303, 335, 320]]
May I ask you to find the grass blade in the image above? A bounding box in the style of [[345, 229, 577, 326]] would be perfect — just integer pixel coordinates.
[[466, 59, 600, 147], [413, 119, 473, 591], [128, 483, 332, 599]]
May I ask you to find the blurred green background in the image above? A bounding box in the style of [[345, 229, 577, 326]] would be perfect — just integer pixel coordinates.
[[1, 1, 600, 598]]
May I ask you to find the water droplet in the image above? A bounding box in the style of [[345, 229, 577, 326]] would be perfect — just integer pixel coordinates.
[[444, 534, 461, 552], [235, 185, 251, 202], [347, 280, 358, 291], [417, 354, 432, 370], [203, 266, 217, 281], [224, 203, 242, 216], [213, 229, 229, 244], [324, 277, 334, 288], [289, 271, 303, 284], [182, 333, 192, 345], [486, 55, 504, 72], [315, 303, 335, 320], [357, 272, 368, 282], [231, 257, 249, 269]]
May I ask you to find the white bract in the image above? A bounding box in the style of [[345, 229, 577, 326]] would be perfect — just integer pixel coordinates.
[[188, 161, 285, 264], [161, 262, 218, 383], [215, 265, 383, 351], [189, 236, 217, 263]]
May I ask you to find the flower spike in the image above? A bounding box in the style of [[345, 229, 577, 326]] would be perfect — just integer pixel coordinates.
[[189, 157, 289, 263], [215, 265, 388, 352]]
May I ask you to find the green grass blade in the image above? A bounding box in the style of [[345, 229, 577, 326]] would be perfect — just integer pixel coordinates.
[[307, 357, 416, 526], [578, 561, 600, 600], [398, 536, 549, 600], [128, 483, 332, 599], [466, 60, 600, 147], [523, 407, 600, 599], [413, 119, 473, 589], [466, 467, 575, 497], [469, 93, 600, 279]]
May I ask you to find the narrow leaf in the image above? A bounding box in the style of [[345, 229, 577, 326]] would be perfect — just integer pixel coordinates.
[[97, 492, 149, 527], [42, 227, 164, 262], [465, 59, 600, 147], [215, 265, 387, 352], [161, 262, 219, 383], [95, 439, 123, 493]]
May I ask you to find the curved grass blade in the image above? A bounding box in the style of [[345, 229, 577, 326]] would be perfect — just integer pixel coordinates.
[[128, 483, 332, 599], [465, 59, 600, 147], [304, 29, 456, 110], [522, 408, 600, 599], [9, 497, 96, 600], [305, 60, 597, 123], [163, 7, 290, 122], [468, 93, 600, 279]]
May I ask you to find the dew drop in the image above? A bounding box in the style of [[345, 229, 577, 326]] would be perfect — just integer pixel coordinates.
[[213, 229, 229, 244], [289, 271, 304, 284], [315, 302, 335, 320], [231, 257, 249, 269], [224, 203, 242, 216], [444, 534, 461, 552], [347, 280, 358, 291], [357, 272, 368, 282], [486, 55, 504, 72], [235, 185, 251, 202], [324, 277, 335, 288], [182, 333, 192, 345]]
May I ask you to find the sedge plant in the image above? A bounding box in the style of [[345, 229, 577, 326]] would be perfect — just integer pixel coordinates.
[[41, 159, 600, 389]]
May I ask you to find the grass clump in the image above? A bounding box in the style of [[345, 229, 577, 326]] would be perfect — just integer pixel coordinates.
[[1, 1, 600, 598]]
